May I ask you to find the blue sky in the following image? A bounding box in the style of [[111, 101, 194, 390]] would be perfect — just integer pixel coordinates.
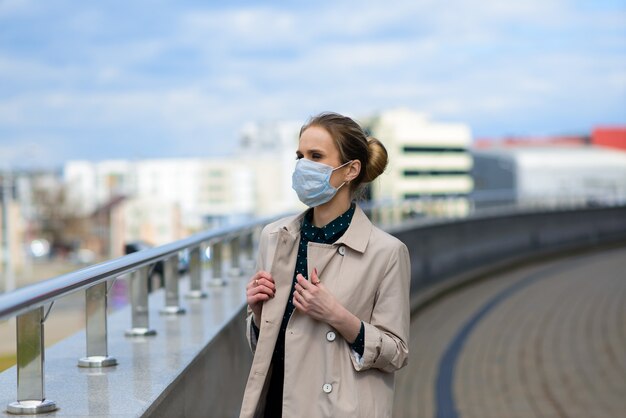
[[0, 0, 624, 168]]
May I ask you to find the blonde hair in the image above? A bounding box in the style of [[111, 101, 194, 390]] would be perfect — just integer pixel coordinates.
[[300, 112, 388, 192]]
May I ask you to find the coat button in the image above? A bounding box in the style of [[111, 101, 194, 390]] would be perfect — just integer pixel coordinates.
[[337, 246, 345, 256], [326, 331, 336, 342], [322, 383, 333, 393]]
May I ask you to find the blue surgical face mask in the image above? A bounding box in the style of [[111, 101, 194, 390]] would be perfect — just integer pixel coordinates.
[[292, 158, 352, 207]]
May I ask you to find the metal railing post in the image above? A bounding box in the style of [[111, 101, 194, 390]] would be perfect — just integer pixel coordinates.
[[160, 255, 186, 315], [229, 236, 242, 277], [209, 241, 225, 286], [78, 281, 117, 367], [242, 230, 256, 271], [7, 307, 57, 414], [186, 246, 207, 299], [125, 266, 157, 337]]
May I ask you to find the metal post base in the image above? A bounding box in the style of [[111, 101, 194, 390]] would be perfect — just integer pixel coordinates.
[[185, 290, 208, 299], [78, 356, 118, 368], [7, 399, 57, 415], [159, 306, 186, 315], [125, 327, 157, 337], [208, 278, 226, 287]]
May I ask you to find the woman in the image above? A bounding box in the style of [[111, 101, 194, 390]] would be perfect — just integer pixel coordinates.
[[240, 112, 411, 418]]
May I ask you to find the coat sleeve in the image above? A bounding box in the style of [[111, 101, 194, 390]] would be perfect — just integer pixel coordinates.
[[350, 241, 411, 373], [245, 225, 270, 354]]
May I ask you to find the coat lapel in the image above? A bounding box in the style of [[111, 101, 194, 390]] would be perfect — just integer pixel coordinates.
[[306, 205, 373, 282], [306, 243, 336, 281], [333, 205, 372, 254], [261, 228, 299, 324]]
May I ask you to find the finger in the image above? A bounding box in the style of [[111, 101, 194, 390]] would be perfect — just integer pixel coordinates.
[[248, 274, 275, 291], [259, 286, 275, 297], [257, 278, 276, 291], [311, 268, 320, 285], [293, 291, 306, 310], [293, 284, 302, 299], [247, 272, 262, 289], [250, 271, 272, 284], [250, 293, 270, 304], [249, 285, 274, 298], [297, 274, 312, 290], [293, 293, 302, 311]]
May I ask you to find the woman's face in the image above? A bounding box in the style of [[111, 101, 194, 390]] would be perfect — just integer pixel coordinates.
[[296, 126, 343, 168]]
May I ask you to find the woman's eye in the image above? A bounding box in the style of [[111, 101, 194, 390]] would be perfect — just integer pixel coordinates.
[[312, 153, 321, 159], [295, 154, 303, 160]]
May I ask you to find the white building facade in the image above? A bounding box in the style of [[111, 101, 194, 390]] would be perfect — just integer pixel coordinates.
[[471, 146, 626, 205], [239, 120, 304, 214], [65, 159, 263, 228], [364, 108, 474, 215]]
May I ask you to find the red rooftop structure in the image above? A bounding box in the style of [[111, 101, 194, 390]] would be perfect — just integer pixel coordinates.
[[592, 127, 626, 151]]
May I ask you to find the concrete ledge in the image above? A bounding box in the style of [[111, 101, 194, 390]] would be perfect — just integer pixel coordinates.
[[391, 206, 626, 298]]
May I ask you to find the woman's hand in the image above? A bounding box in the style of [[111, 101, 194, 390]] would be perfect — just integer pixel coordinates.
[[246, 271, 275, 326], [293, 268, 361, 343], [293, 269, 337, 322]]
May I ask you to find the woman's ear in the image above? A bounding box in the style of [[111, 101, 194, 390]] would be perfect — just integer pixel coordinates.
[[346, 160, 361, 182]]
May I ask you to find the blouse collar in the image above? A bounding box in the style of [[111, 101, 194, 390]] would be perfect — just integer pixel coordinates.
[[301, 203, 356, 243]]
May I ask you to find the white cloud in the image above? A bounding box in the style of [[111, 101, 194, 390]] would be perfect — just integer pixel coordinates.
[[0, 0, 624, 167]]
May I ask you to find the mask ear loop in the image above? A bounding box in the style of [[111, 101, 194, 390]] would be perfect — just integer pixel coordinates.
[[333, 160, 354, 192]]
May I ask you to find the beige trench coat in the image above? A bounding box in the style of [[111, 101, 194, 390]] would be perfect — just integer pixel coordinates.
[[239, 205, 411, 418]]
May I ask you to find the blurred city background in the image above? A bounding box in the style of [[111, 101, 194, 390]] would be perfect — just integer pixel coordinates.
[[0, 0, 625, 416]]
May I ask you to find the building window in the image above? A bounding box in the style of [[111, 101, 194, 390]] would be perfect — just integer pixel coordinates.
[[402, 146, 467, 153], [403, 170, 469, 176], [403, 192, 469, 199]]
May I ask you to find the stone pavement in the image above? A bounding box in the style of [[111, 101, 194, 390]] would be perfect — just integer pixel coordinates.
[[394, 245, 626, 418]]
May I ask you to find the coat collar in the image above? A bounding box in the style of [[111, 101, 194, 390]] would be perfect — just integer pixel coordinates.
[[272, 204, 372, 254]]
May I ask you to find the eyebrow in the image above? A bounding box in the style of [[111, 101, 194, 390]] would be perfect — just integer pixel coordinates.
[[296, 148, 325, 155]]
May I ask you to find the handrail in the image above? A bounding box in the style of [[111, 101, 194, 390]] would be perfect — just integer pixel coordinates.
[[0, 210, 290, 414], [0, 213, 287, 322]]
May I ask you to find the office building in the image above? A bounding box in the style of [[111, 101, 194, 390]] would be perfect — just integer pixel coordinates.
[[471, 146, 626, 206], [364, 108, 474, 215]]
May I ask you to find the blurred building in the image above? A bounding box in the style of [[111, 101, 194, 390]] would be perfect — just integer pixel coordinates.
[[1, 171, 64, 287], [471, 146, 626, 205], [64, 158, 260, 232], [474, 135, 587, 149], [63, 149, 303, 257], [238, 120, 303, 213], [364, 108, 474, 215], [0, 200, 25, 289], [89, 195, 186, 259]]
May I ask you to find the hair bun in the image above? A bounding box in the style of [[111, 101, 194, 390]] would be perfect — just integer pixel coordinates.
[[364, 137, 388, 183]]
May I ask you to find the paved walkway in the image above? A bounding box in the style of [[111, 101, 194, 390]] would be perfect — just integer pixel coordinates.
[[394, 245, 626, 418]]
